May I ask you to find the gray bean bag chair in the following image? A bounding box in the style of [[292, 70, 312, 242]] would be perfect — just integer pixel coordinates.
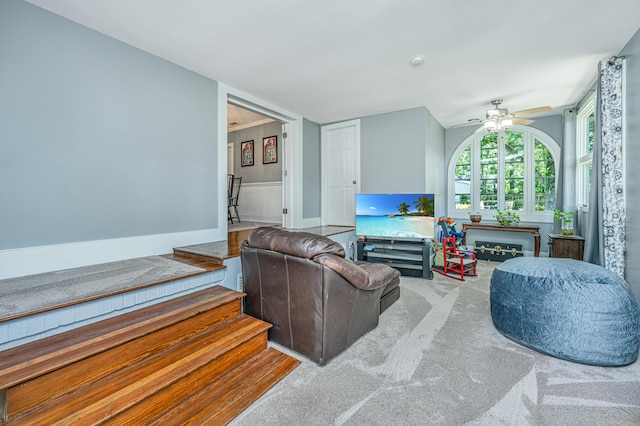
[[490, 257, 640, 366]]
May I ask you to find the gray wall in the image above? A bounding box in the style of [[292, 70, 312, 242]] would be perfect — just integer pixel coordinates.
[[620, 28, 640, 300], [303, 119, 322, 219], [425, 108, 447, 219], [228, 121, 282, 183], [0, 0, 219, 250], [360, 107, 429, 193]]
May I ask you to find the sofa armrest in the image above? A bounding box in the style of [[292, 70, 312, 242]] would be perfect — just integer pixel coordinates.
[[313, 253, 400, 291]]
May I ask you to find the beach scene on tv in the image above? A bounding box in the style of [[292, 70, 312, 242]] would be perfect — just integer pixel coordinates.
[[356, 193, 435, 239]]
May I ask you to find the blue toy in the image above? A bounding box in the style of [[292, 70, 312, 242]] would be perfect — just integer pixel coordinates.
[[437, 217, 464, 245]]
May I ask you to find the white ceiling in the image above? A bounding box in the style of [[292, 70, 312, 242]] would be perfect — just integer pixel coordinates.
[[227, 104, 274, 132], [24, 0, 640, 128]]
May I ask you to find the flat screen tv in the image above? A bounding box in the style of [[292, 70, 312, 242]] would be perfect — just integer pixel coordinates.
[[356, 193, 435, 240]]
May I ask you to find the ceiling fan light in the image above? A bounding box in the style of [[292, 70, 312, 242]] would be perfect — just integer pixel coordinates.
[[484, 121, 497, 129], [501, 119, 513, 127]]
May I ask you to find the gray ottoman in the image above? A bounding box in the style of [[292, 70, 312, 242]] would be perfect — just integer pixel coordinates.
[[490, 257, 640, 366]]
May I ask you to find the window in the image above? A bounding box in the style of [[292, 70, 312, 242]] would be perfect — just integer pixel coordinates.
[[535, 139, 556, 211], [454, 145, 471, 209], [576, 93, 595, 208], [449, 125, 560, 222]]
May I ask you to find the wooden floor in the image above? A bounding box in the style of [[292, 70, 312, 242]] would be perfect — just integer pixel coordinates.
[[173, 225, 355, 263]]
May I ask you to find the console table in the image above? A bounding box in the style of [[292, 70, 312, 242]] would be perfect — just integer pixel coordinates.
[[461, 223, 541, 257]]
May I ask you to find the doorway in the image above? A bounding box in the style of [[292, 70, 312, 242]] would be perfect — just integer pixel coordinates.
[[217, 85, 303, 238], [226, 103, 283, 232]]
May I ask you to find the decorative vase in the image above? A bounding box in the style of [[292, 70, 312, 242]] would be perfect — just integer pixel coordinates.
[[470, 214, 482, 223], [562, 219, 574, 236]]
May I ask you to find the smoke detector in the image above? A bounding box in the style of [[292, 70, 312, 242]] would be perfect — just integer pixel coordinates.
[[409, 55, 425, 67]]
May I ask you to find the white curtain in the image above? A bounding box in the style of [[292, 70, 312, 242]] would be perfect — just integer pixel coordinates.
[[584, 57, 626, 277]]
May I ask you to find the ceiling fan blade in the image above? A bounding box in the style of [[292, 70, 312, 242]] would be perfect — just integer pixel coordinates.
[[512, 118, 534, 125], [511, 106, 551, 116]]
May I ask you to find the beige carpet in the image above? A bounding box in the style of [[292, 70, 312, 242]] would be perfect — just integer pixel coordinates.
[[231, 260, 640, 425], [0, 256, 205, 320]]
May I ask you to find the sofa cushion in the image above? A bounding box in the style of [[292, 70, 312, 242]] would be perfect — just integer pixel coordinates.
[[247, 227, 345, 259], [314, 254, 400, 291]]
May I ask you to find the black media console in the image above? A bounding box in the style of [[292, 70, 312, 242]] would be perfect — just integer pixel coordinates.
[[357, 237, 433, 279]]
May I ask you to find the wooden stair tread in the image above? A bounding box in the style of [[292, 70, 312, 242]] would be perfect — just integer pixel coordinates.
[[102, 333, 271, 425], [6, 297, 244, 419], [150, 347, 301, 425], [171, 249, 226, 265], [9, 315, 272, 425], [162, 253, 226, 269], [0, 286, 243, 389]]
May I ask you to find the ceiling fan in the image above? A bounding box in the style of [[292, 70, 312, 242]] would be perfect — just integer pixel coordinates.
[[454, 99, 552, 132]]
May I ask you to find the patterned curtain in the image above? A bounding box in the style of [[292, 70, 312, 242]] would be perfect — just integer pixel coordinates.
[[584, 57, 626, 277]]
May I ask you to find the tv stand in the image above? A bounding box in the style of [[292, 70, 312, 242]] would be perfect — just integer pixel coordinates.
[[357, 237, 432, 279]]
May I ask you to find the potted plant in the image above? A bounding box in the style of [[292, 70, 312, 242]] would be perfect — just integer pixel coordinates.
[[469, 211, 482, 223], [495, 209, 520, 226], [554, 209, 576, 236]]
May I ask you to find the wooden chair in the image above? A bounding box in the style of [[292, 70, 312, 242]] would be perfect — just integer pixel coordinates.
[[228, 176, 242, 224], [227, 174, 235, 223], [433, 236, 477, 281]]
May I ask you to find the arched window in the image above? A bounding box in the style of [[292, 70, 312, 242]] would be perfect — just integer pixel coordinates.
[[449, 125, 560, 223]]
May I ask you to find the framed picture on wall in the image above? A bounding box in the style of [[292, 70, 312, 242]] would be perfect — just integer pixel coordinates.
[[241, 140, 254, 167], [263, 135, 277, 164]]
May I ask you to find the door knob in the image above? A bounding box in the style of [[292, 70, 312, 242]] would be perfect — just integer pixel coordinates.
[[353, 180, 357, 184]]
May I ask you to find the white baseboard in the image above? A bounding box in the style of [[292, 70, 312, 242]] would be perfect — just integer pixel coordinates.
[[0, 229, 223, 280], [238, 215, 283, 223]]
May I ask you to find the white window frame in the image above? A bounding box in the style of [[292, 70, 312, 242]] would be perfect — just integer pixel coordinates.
[[576, 93, 596, 210], [448, 125, 560, 223]]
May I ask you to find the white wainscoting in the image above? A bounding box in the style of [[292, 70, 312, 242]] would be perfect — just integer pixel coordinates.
[[236, 181, 282, 223], [0, 270, 226, 351]]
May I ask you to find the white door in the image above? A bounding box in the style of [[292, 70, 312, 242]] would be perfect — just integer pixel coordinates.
[[321, 119, 360, 226]]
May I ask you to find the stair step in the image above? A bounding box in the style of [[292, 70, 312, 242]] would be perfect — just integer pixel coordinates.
[[5, 293, 244, 419], [103, 331, 277, 424], [0, 286, 243, 391], [172, 249, 225, 265], [9, 315, 271, 425], [149, 347, 301, 425]]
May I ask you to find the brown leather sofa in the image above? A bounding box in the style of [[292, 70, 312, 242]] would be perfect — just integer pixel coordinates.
[[240, 227, 401, 365]]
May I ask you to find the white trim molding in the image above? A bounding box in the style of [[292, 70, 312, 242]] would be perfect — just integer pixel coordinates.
[[0, 228, 222, 280], [218, 83, 304, 230]]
